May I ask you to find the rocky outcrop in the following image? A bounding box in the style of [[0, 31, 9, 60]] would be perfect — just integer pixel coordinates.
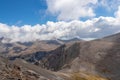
[[39, 42, 80, 71], [0, 57, 65, 80]]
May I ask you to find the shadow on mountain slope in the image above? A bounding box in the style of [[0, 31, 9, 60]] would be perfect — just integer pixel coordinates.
[[40, 42, 81, 71]]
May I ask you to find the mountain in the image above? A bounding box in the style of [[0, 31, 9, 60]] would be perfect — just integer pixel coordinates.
[[0, 56, 67, 80], [0, 37, 81, 57], [42, 33, 120, 80], [58, 37, 81, 43], [0, 56, 109, 80], [1, 33, 120, 80], [8, 39, 83, 64], [0, 39, 60, 57], [10, 33, 120, 80]]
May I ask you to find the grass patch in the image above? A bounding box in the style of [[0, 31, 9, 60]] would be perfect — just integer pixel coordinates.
[[71, 73, 87, 80], [70, 72, 108, 80]]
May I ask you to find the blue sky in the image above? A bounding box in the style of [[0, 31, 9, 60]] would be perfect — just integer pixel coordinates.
[[0, 0, 117, 26], [0, 0, 120, 42], [0, 0, 51, 25]]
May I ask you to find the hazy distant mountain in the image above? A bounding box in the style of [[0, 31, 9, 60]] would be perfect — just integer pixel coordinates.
[[0, 39, 60, 57], [58, 37, 81, 43], [0, 37, 82, 57]]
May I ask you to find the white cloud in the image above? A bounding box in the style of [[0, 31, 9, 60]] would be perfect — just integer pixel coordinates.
[[0, 6, 120, 42], [46, 0, 97, 21], [115, 6, 120, 18]]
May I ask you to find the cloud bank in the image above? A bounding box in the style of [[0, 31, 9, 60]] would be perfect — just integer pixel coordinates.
[[0, 6, 120, 42]]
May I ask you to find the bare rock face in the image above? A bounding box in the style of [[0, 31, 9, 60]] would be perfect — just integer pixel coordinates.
[[39, 42, 81, 71]]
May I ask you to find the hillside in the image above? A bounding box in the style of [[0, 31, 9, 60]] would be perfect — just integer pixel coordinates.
[[0, 56, 109, 80], [0, 33, 120, 80], [16, 32, 120, 80], [0, 57, 66, 80]]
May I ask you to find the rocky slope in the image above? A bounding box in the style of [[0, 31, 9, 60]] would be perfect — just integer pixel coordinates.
[[57, 33, 120, 80], [0, 56, 109, 80], [40, 40, 120, 80], [1, 33, 120, 80], [13, 33, 120, 80], [0, 57, 66, 80], [8, 41, 120, 80]]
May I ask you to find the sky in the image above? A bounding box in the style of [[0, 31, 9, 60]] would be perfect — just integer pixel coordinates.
[[0, 0, 120, 42]]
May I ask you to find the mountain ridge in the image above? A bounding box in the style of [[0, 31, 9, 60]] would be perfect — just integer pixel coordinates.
[[1, 33, 120, 80]]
